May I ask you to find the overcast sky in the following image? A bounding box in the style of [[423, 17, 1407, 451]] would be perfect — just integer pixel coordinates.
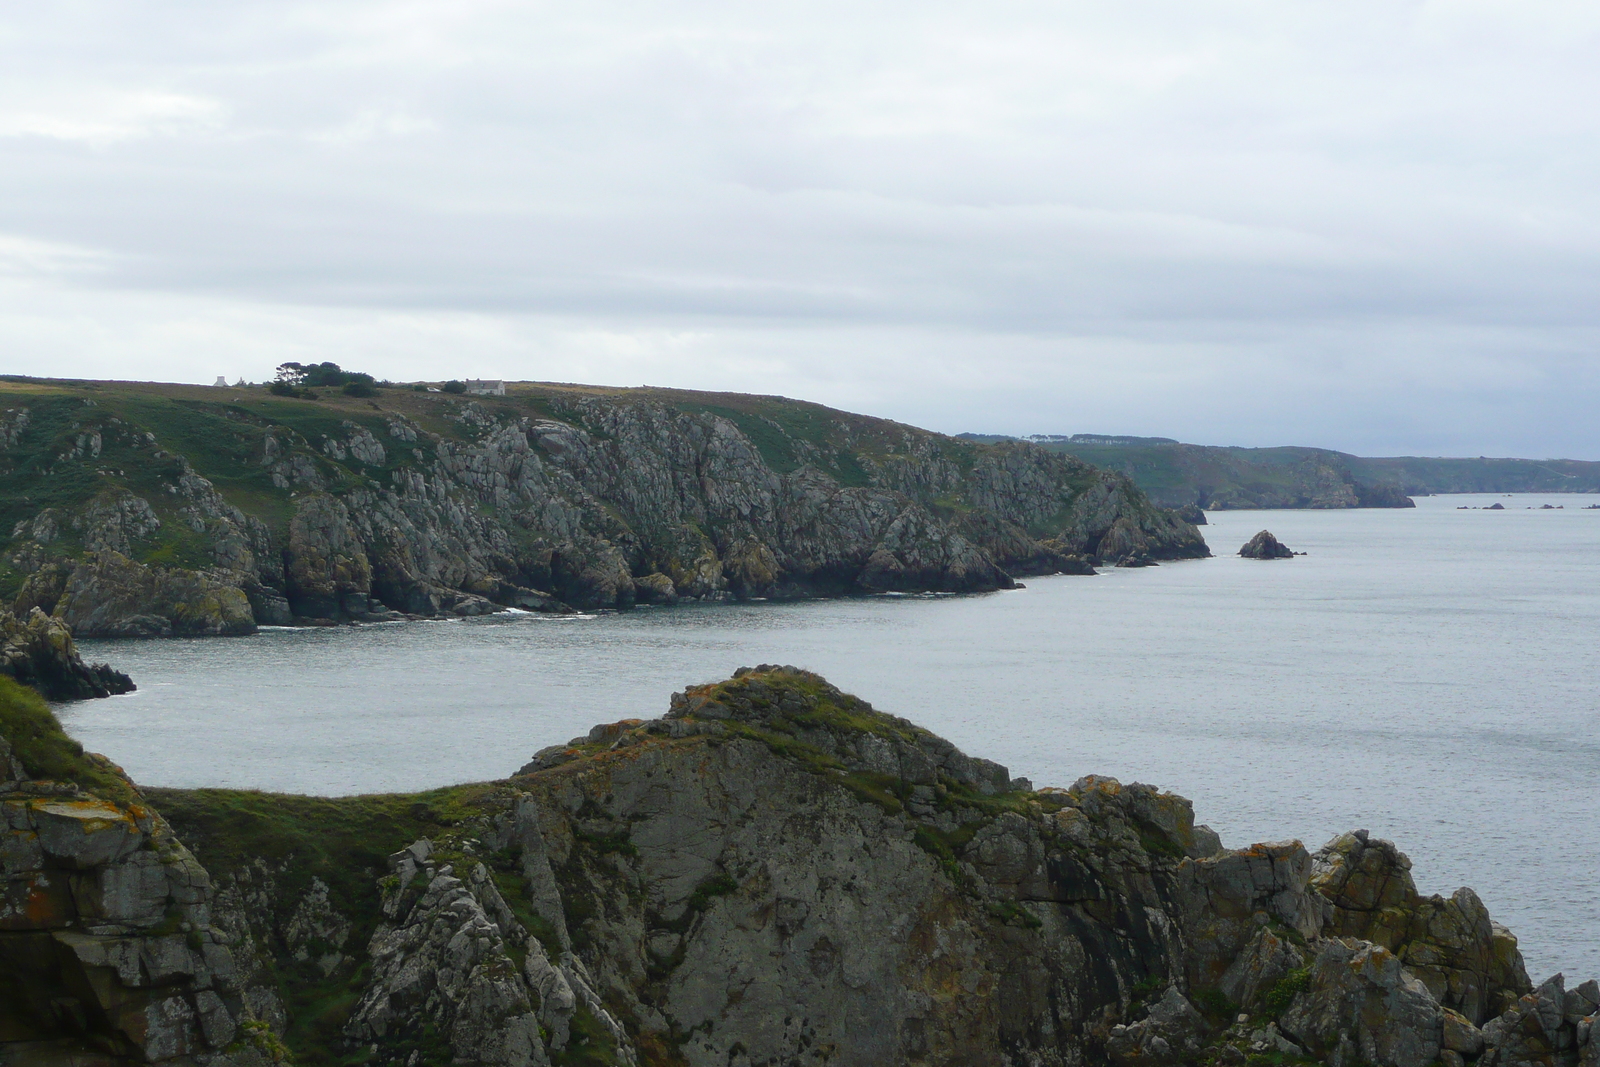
[[2, 1, 1597, 456]]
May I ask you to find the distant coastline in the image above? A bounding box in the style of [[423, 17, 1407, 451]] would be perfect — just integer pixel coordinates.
[[961, 432, 1600, 509]]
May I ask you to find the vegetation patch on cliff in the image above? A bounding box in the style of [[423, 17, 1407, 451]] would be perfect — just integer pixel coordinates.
[[149, 783, 514, 1066], [0, 676, 135, 801]]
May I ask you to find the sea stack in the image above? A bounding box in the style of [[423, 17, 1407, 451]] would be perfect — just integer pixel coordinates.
[[1239, 529, 1295, 559]]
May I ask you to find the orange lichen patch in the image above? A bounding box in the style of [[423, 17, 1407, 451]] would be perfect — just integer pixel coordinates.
[[1349, 943, 1395, 970], [25, 873, 72, 926], [588, 720, 644, 741], [30, 797, 140, 833], [1070, 775, 1123, 798], [0, 871, 75, 929]]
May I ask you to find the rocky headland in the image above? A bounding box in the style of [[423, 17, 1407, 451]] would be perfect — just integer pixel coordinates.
[[964, 436, 1422, 510], [980, 434, 1600, 509], [0, 380, 1208, 636], [0, 606, 134, 700], [2, 667, 1594, 1067]]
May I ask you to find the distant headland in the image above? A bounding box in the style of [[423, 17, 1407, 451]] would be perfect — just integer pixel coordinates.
[[961, 432, 1600, 510]]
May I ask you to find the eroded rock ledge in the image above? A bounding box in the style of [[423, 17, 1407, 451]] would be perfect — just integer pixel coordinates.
[[4, 668, 1595, 1067]]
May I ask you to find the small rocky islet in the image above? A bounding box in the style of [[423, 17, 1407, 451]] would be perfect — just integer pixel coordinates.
[[2, 666, 1595, 1067], [1239, 529, 1297, 559]]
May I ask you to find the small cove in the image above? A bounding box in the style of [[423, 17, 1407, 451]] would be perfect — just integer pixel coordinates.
[[66, 493, 1600, 982]]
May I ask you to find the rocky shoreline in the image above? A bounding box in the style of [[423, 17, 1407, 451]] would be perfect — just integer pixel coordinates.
[[0, 606, 134, 700], [1, 666, 1592, 1067], [1, 382, 1207, 639]]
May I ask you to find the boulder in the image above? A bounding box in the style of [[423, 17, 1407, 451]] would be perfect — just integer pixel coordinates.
[[1239, 530, 1295, 559], [1480, 975, 1578, 1067], [632, 572, 678, 604]]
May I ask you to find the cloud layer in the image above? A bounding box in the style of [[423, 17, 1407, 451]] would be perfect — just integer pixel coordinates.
[[3, 0, 1597, 455]]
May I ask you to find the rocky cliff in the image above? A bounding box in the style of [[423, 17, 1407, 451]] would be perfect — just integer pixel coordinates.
[[0, 606, 134, 701], [7, 667, 1593, 1067], [0, 381, 1207, 635], [0, 677, 274, 1067]]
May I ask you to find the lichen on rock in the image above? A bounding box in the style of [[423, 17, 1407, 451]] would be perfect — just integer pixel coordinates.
[[0, 677, 279, 1067], [10, 666, 1592, 1067]]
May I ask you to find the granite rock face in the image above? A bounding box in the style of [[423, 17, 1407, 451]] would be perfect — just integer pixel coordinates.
[[1313, 829, 1530, 1023], [0, 680, 281, 1067], [1240, 529, 1295, 559], [47, 551, 256, 638], [0, 607, 134, 700], [159, 668, 1591, 1067], [11, 666, 1592, 1067], [3, 387, 1208, 633]]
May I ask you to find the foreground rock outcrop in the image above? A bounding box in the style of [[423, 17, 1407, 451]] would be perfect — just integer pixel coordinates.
[[0, 606, 133, 700], [7, 667, 1593, 1067], [0, 678, 273, 1067], [1, 383, 1207, 634], [1240, 529, 1296, 559]]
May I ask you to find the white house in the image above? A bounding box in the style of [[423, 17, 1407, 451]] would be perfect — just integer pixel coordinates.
[[465, 380, 506, 396], [213, 376, 229, 387]]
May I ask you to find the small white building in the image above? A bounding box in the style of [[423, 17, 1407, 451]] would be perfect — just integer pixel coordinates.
[[213, 376, 229, 387], [465, 380, 506, 396]]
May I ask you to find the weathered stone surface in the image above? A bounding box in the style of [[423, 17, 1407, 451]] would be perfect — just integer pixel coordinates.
[[346, 856, 564, 1067], [0, 778, 272, 1064], [1106, 987, 1209, 1066], [50, 551, 255, 638], [1480, 975, 1577, 1067], [1216, 926, 1308, 1009], [1239, 529, 1295, 559], [0, 675, 287, 1067], [0, 607, 134, 700], [12, 664, 1588, 1067], [286, 493, 374, 619], [1278, 939, 1444, 1067], [1314, 829, 1531, 1022], [632, 572, 678, 604]]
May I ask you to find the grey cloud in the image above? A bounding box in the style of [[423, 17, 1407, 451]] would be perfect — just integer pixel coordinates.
[[1, 0, 1598, 456]]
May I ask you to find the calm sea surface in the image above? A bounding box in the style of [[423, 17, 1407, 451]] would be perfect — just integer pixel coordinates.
[[67, 494, 1599, 982]]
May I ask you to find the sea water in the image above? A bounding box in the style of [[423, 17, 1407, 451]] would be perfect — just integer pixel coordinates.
[[67, 493, 1600, 982]]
